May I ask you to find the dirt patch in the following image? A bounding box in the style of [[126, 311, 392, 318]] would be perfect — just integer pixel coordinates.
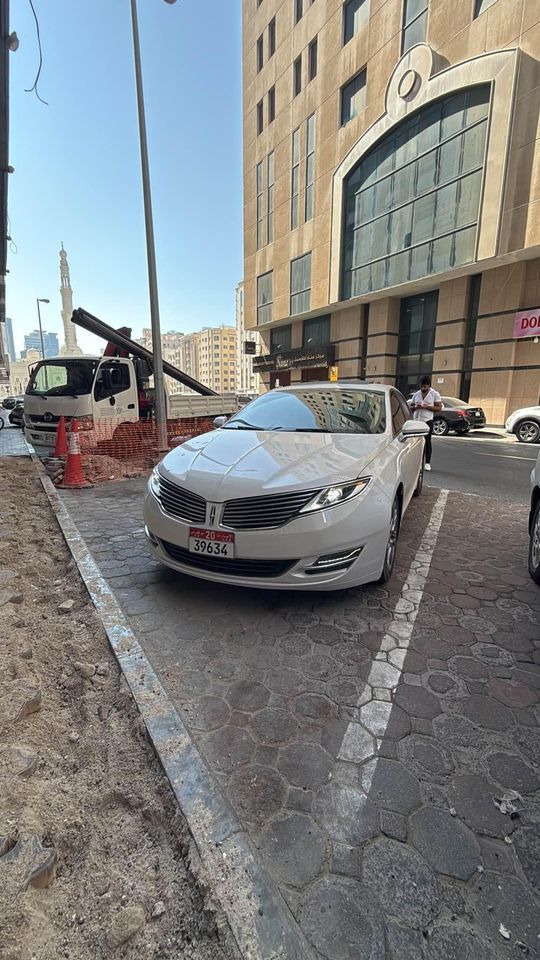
[[0, 456, 236, 960]]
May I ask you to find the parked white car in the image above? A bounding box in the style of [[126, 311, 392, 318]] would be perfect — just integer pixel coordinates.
[[143, 383, 428, 591], [506, 405, 540, 444], [529, 450, 540, 584]]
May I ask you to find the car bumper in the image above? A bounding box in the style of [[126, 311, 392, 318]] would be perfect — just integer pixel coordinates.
[[143, 485, 392, 591]]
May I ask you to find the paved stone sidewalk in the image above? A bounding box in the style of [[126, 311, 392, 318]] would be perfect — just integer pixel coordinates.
[[0, 423, 27, 456], [59, 478, 540, 959]]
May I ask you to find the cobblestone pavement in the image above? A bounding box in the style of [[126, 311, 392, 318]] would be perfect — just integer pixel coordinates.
[[0, 423, 27, 456], [59, 478, 540, 959]]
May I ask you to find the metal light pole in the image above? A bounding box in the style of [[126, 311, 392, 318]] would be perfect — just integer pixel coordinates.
[[129, 0, 176, 452], [36, 298, 50, 359]]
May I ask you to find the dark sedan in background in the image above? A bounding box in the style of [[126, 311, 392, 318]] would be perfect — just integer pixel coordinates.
[[408, 395, 486, 436], [8, 401, 24, 428]]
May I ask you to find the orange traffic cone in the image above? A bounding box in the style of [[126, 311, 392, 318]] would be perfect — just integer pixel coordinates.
[[57, 419, 93, 489], [53, 416, 68, 458]]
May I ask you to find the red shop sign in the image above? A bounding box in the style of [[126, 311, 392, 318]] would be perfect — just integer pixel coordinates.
[[514, 308, 540, 338]]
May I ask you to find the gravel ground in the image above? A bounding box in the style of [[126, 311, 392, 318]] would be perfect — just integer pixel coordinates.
[[0, 456, 236, 960]]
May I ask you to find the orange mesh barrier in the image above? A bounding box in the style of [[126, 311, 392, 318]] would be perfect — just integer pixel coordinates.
[[69, 416, 215, 484]]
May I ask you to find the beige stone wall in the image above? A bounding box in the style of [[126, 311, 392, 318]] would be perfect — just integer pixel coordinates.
[[243, 0, 540, 412]]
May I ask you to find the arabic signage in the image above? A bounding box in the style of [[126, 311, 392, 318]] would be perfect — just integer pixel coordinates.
[[253, 344, 336, 373], [514, 308, 540, 339]]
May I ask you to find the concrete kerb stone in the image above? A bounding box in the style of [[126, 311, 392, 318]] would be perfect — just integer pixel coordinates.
[[26, 443, 315, 960]]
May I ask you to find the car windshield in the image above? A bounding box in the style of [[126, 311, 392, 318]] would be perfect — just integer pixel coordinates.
[[26, 359, 99, 398], [222, 388, 387, 434]]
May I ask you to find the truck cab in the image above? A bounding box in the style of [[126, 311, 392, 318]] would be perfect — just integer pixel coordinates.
[[24, 355, 141, 448]]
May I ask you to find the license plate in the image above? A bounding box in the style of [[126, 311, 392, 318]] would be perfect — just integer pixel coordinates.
[[188, 528, 235, 558]]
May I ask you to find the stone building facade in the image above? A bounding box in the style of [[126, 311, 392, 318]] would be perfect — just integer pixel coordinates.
[[242, 0, 540, 422]]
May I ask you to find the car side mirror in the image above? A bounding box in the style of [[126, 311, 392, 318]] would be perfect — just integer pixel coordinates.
[[402, 419, 430, 437], [213, 415, 228, 428]]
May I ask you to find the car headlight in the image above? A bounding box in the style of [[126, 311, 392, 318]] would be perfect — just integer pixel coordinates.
[[150, 466, 161, 498], [300, 477, 371, 513]]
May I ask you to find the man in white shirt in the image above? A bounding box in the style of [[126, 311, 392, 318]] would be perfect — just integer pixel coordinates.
[[410, 376, 442, 471]]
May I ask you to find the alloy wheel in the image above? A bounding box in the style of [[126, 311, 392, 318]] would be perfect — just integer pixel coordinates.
[[432, 419, 448, 436], [517, 421, 540, 444], [386, 500, 400, 570]]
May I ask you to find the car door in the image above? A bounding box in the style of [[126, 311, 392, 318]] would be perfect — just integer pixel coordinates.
[[390, 391, 421, 506]]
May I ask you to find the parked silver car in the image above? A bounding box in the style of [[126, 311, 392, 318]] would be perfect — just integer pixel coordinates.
[[506, 405, 540, 444]]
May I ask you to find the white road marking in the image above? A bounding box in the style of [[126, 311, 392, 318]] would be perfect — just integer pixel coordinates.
[[338, 489, 449, 766], [473, 452, 536, 461]]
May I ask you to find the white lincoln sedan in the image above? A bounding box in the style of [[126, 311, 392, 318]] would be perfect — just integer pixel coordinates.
[[143, 383, 428, 591]]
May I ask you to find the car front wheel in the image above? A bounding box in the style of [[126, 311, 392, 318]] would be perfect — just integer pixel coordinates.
[[379, 496, 401, 583], [529, 499, 540, 584], [516, 420, 540, 444], [413, 454, 424, 498], [432, 417, 449, 436]]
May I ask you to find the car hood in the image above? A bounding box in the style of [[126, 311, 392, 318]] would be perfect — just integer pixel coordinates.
[[159, 428, 390, 501]]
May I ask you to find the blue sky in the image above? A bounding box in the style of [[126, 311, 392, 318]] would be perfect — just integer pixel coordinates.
[[7, 0, 243, 356]]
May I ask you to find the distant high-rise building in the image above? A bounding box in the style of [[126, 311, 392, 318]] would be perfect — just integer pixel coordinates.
[[4, 316, 15, 359], [23, 329, 59, 358], [236, 281, 263, 396], [170, 326, 238, 395]]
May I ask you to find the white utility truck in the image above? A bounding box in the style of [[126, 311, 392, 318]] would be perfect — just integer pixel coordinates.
[[24, 308, 239, 449]]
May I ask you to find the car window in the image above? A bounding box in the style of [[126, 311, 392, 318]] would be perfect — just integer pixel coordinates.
[[94, 362, 131, 402], [441, 397, 464, 408], [390, 392, 407, 435]]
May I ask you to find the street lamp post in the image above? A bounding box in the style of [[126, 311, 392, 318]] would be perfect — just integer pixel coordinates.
[[129, 0, 176, 452], [36, 298, 50, 360]]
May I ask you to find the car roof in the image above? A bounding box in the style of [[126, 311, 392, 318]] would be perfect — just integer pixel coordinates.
[[275, 381, 391, 394]]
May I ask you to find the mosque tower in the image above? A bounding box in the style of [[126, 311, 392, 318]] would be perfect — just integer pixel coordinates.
[[59, 244, 82, 356]]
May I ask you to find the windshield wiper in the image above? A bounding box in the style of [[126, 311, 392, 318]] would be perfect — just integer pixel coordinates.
[[293, 427, 331, 432]]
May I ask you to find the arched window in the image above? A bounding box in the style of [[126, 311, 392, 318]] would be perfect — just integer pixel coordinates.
[[342, 85, 490, 299]]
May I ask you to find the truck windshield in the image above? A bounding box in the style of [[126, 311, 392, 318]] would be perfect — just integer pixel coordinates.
[[27, 359, 99, 398]]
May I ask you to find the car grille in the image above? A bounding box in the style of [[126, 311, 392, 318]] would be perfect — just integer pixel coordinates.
[[221, 489, 321, 530], [162, 541, 296, 578], [158, 476, 207, 524]]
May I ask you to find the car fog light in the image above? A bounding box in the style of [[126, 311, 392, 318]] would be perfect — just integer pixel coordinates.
[[308, 547, 363, 571]]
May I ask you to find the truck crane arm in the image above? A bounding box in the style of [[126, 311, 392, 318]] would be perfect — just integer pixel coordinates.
[[71, 307, 218, 397]]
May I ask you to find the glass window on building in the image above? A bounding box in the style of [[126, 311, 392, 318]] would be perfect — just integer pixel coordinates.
[[257, 272, 273, 324], [294, 56, 302, 96], [268, 85, 275, 123], [257, 34, 264, 72], [342, 85, 490, 300], [396, 291, 438, 397], [295, 0, 303, 23], [474, 0, 497, 16], [303, 314, 329, 346], [343, 0, 369, 44], [291, 127, 301, 229], [268, 16, 276, 55], [257, 99, 264, 135], [291, 253, 312, 316], [267, 151, 275, 242], [256, 161, 264, 249], [341, 70, 366, 126], [305, 113, 316, 222], [271, 325, 292, 352], [309, 37, 318, 80], [402, 0, 428, 54]]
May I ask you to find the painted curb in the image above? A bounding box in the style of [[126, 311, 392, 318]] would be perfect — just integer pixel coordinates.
[[25, 443, 314, 960]]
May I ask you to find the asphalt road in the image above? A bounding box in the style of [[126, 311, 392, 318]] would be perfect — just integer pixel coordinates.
[[426, 430, 537, 503]]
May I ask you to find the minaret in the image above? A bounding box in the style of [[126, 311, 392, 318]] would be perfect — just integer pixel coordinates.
[[59, 244, 82, 356]]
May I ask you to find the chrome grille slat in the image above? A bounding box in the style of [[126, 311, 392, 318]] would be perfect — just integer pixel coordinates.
[[158, 476, 206, 524], [222, 488, 321, 530]]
